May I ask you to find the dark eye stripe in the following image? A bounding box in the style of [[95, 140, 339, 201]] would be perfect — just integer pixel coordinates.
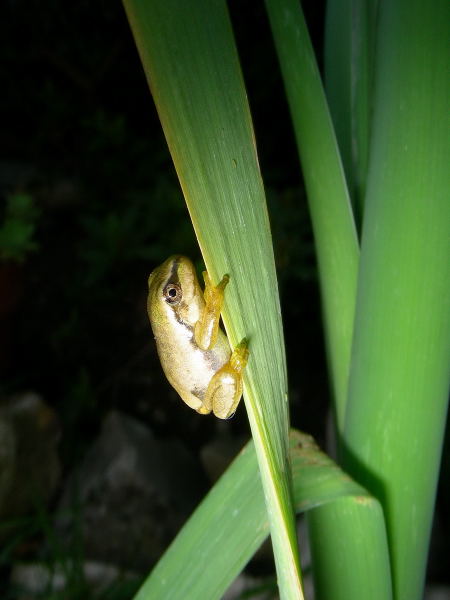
[[168, 256, 181, 282]]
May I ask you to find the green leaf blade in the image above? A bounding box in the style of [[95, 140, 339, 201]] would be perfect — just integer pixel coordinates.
[[264, 0, 359, 431], [123, 0, 301, 596], [324, 0, 376, 219]]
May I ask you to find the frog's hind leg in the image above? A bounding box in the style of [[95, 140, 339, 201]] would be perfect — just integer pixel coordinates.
[[203, 339, 249, 419]]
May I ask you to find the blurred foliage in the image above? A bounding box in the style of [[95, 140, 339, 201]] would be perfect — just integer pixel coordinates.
[[0, 193, 39, 262]]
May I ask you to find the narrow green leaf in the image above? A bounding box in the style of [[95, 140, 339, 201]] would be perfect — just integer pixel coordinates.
[[123, 0, 301, 596], [265, 0, 359, 432], [323, 0, 353, 199], [134, 431, 391, 600], [324, 0, 377, 220]]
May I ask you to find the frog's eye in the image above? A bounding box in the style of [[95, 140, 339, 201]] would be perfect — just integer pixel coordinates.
[[163, 282, 182, 305]]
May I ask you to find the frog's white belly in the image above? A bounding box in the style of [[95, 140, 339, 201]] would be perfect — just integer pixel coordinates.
[[154, 315, 230, 410]]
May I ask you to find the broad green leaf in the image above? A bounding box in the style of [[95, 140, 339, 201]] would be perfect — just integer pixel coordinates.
[[344, 1, 450, 599], [134, 431, 391, 600]]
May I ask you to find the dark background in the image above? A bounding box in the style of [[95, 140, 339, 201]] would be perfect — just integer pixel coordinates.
[[1, 0, 328, 467], [1, 0, 448, 597]]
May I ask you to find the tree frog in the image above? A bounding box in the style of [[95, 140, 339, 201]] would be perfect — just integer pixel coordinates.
[[147, 256, 248, 419]]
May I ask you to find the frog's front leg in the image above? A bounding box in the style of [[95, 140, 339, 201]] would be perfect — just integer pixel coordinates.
[[194, 271, 229, 351], [198, 338, 249, 419]]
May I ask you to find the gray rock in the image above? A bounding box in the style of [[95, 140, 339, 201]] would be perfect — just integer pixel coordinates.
[[56, 410, 205, 571], [0, 392, 60, 520], [10, 560, 140, 599], [0, 417, 15, 510], [224, 573, 277, 600], [425, 586, 450, 600]]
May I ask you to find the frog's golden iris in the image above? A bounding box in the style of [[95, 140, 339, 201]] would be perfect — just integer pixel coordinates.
[[147, 256, 248, 419]]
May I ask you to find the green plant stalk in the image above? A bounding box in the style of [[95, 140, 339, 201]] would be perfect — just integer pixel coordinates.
[[292, 436, 392, 600], [122, 0, 302, 597], [344, 1, 450, 599], [307, 499, 392, 600], [265, 0, 359, 432], [135, 431, 391, 600]]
